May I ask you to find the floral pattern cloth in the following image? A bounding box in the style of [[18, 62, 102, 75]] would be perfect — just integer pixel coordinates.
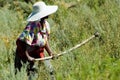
[[18, 21, 50, 47]]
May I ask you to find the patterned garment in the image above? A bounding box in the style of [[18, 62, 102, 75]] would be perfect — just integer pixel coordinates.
[[18, 21, 50, 47]]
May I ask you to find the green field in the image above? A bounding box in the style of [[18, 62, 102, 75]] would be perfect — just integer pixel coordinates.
[[0, 0, 120, 80]]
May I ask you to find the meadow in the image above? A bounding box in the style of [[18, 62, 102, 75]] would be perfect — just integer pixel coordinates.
[[0, 0, 120, 80]]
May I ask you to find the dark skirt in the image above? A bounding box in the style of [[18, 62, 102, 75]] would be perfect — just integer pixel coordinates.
[[14, 39, 45, 73]]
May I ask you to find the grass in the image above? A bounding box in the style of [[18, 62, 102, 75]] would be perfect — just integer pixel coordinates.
[[0, 0, 120, 80]]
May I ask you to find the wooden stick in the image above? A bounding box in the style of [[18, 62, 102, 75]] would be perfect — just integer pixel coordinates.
[[35, 32, 99, 61]]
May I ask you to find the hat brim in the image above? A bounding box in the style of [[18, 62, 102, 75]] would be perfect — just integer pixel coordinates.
[[27, 6, 58, 22]]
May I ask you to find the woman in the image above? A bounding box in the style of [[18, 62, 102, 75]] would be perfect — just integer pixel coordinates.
[[14, 1, 58, 80]]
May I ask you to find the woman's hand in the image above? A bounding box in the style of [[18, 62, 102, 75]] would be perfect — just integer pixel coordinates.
[[25, 50, 35, 61], [50, 53, 55, 59]]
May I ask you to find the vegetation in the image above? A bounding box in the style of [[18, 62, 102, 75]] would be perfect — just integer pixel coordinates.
[[0, 0, 120, 80]]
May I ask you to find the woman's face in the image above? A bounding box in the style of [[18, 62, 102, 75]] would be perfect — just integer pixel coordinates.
[[40, 16, 49, 22], [42, 16, 49, 20]]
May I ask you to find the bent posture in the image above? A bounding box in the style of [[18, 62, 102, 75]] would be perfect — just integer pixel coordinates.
[[14, 1, 58, 80]]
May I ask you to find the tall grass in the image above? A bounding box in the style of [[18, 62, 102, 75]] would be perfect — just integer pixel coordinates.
[[0, 0, 120, 80]]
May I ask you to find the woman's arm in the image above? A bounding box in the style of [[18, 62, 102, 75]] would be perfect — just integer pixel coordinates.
[[45, 41, 54, 56], [25, 45, 35, 61]]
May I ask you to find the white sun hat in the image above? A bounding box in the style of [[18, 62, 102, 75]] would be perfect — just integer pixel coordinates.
[[27, 1, 58, 22]]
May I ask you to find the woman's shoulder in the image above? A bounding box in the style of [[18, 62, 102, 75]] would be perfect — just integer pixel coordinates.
[[25, 22, 38, 30], [26, 22, 36, 27], [45, 21, 50, 27], [44, 20, 50, 34]]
